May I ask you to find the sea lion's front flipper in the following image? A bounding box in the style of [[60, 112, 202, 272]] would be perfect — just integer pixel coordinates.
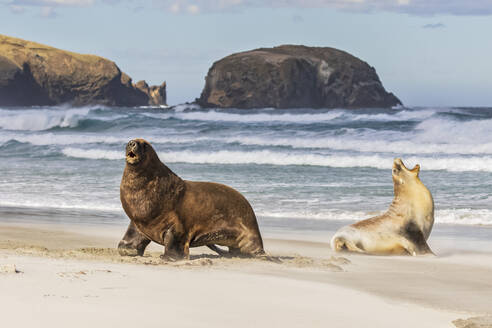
[[416, 239, 435, 256], [402, 221, 435, 256], [118, 222, 151, 256]]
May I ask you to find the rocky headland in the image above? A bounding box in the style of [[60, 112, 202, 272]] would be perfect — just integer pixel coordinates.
[[197, 45, 401, 109], [0, 34, 166, 107]]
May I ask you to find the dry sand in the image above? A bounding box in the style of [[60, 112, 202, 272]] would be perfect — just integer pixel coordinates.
[[1, 222, 491, 327]]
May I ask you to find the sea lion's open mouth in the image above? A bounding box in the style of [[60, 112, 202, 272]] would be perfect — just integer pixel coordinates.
[[125, 139, 144, 164], [392, 158, 405, 177], [126, 150, 140, 164], [393, 158, 406, 171]]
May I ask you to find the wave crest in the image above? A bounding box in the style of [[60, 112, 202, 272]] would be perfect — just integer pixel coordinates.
[[61, 147, 492, 172], [0, 108, 90, 131], [145, 108, 441, 124]]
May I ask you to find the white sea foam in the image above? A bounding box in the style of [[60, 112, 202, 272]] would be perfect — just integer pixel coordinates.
[[163, 151, 388, 167], [436, 209, 492, 226], [228, 135, 492, 155], [170, 108, 443, 124], [4, 130, 492, 156], [258, 208, 492, 226], [415, 117, 492, 144], [0, 133, 124, 146], [4, 190, 491, 226], [32, 104, 108, 111], [62, 148, 390, 166], [0, 199, 122, 213], [258, 209, 371, 221], [61, 147, 492, 172], [2, 198, 491, 226], [349, 109, 437, 122], [62, 147, 123, 160], [0, 133, 202, 147], [143, 110, 346, 123], [0, 107, 466, 132]]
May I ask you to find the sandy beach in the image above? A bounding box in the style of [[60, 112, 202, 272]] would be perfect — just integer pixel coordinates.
[[1, 222, 491, 327]]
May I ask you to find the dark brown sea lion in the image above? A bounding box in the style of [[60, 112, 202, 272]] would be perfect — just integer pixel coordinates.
[[117, 139, 265, 260], [331, 158, 435, 256]]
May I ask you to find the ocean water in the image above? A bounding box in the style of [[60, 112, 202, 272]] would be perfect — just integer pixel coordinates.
[[1, 105, 492, 238]]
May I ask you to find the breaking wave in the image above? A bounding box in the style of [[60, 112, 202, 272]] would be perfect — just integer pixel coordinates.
[[61, 147, 492, 172], [144, 107, 441, 124], [0, 108, 91, 131]]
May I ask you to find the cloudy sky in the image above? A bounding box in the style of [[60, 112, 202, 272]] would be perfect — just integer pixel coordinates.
[[2, 0, 492, 106]]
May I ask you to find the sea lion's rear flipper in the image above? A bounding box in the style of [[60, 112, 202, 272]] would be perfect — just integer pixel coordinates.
[[226, 246, 281, 263], [332, 236, 365, 253], [258, 254, 282, 263], [207, 244, 229, 256]]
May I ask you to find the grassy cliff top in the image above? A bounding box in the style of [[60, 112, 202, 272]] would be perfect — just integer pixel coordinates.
[[0, 34, 118, 78], [0, 34, 105, 65]]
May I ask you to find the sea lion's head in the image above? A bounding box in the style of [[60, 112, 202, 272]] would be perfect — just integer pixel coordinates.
[[392, 158, 420, 187], [125, 139, 157, 167]]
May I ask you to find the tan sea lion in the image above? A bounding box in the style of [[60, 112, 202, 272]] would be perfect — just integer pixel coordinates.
[[331, 158, 434, 256], [117, 139, 265, 260]]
